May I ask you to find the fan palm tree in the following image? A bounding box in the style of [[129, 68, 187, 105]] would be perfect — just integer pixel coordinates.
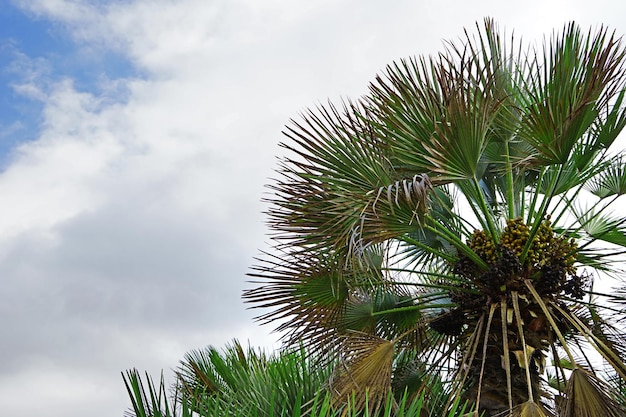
[[244, 18, 626, 416]]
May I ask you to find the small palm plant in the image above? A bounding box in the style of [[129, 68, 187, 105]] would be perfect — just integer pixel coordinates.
[[123, 340, 455, 416], [124, 340, 332, 417], [245, 19, 626, 416]]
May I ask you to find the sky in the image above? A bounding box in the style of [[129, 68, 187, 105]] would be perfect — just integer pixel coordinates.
[[1, 0, 626, 416]]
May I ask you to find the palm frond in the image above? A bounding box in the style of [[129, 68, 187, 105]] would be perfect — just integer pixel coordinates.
[[509, 400, 548, 417], [517, 23, 626, 165], [123, 369, 185, 417], [329, 334, 395, 414], [586, 157, 626, 198], [561, 369, 626, 417], [571, 204, 626, 248]]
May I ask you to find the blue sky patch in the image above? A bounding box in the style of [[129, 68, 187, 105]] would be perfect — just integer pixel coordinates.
[[0, 2, 138, 159]]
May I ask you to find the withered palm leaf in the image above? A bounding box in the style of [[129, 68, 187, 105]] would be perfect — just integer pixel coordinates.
[[561, 369, 625, 417], [329, 334, 395, 414]]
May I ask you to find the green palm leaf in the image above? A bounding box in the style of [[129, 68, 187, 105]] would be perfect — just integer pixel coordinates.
[[586, 157, 626, 198]]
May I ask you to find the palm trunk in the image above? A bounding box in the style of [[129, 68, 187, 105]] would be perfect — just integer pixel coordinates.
[[462, 304, 546, 417]]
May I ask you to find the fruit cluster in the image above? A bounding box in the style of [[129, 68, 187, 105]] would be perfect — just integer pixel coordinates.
[[467, 229, 498, 265], [499, 217, 530, 257], [453, 217, 584, 298], [474, 246, 522, 293], [433, 217, 586, 336]]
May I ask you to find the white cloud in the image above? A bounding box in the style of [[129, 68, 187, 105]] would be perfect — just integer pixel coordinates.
[[3, 0, 626, 416]]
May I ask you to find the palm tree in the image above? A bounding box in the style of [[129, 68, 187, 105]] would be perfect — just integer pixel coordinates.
[[244, 18, 626, 416]]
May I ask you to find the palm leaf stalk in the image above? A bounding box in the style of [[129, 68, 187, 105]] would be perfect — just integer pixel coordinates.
[[245, 18, 626, 416]]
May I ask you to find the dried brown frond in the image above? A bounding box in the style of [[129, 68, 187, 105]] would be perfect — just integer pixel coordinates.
[[329, 334, 395, 414], [561, 369, 625, 417], [508, 400, 548, 417]]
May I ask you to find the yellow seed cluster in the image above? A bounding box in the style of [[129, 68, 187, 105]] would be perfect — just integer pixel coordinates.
[[500, 217, 530, 257], [527, 219, 577, 269], [450, 216, 584, 324], [549, 235, 578, 274], [526, 220, 553, 266], [468, 229, 498, 265], [467, 217, 578, 271]]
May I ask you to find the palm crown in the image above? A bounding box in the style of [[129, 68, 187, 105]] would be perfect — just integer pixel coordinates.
[[245, 19, 626, 417]]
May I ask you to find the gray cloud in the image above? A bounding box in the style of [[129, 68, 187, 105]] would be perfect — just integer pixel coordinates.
[[3, 1, 626, 416]]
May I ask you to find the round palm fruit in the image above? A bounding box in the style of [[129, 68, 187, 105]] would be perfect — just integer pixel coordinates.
[[527, 219, 555, 266], [536, 264, 565, 294], [472, 245, 523, 295], [500, 217, 530, 257], [498, 245, 522, 275], [461, 216, 579, 299], [561, 272, 588, 300], [453, 254, 480, 280], [532, 221, 577, 269], [468, 229, 498, 265]]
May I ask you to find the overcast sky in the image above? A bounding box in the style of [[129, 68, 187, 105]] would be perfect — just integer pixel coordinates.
[[1, 0, 626, 416]]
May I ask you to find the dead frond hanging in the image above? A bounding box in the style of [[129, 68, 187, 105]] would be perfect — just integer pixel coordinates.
[[371, 173, 432, 217]]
